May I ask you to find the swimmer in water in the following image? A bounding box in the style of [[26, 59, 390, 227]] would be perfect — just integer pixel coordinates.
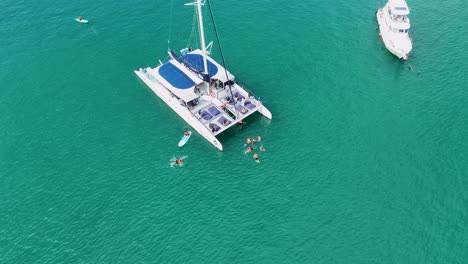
[[257, 135, 262, 142], [246, 138, 252, 144], [253, 153, 260, 163], [170, 156, 187, 167], [259, 146, 265, 151], [245, 146, 253, 154]]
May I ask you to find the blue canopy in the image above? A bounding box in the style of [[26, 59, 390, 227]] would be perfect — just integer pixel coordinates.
[[158, 62, 196, 89], [181, 54, 219, 77]]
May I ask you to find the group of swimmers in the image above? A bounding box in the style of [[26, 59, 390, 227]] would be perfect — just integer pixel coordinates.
[[244, 135, 265, 163], [173, 132, 266, 166]]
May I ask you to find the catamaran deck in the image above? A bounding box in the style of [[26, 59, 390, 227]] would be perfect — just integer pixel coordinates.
[[191, 87, 262, 135]]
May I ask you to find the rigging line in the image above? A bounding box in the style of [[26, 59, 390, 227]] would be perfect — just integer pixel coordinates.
[[185, 7, 198, 49], [194, 6, 200, 49], [167, 0, 174, 50], [206, 0, 238, 118]]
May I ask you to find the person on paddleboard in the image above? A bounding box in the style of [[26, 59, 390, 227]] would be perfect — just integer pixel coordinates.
[[78, 16, 83, 21], [184, 131, 190, 136]]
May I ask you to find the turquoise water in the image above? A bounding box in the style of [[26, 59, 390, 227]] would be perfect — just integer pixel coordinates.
[[1, 0, 467, 262]]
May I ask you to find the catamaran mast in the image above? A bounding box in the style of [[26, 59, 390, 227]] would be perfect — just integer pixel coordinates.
[[196, 0, 209, 77]]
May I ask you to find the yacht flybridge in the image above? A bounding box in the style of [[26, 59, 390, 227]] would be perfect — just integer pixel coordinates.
[[135, 0, 272, 151], [376, 0, 413, 60]]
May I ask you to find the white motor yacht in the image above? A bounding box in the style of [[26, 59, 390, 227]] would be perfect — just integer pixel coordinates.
[[135, 0, 272, 151], [376, 0, 413, 60]]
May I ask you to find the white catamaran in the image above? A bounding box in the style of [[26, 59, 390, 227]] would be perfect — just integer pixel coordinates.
[[135, 0, 271, 151]]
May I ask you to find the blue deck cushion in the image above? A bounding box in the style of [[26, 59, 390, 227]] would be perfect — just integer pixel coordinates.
[[208, 106, 221, 116], [200, 110, 213, 120], [217, 116, 231, 126], [181, 54, 218, 77], [234, 92, 245, 101], [244, 101, 257, 109], [209, 123, 221, 132], [158, 62, 196, 89], [236, 105, 249, 114]]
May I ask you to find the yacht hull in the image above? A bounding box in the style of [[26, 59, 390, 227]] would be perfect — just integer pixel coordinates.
[[376, 8, 412, 60]]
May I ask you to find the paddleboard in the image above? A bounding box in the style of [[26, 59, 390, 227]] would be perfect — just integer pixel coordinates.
[[75, 18, 89, 24], [178, 132, 191, 147]]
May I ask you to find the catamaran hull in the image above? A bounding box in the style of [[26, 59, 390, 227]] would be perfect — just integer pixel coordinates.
[[135, 69, 223, 151], [258, 105, 272, 120]]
